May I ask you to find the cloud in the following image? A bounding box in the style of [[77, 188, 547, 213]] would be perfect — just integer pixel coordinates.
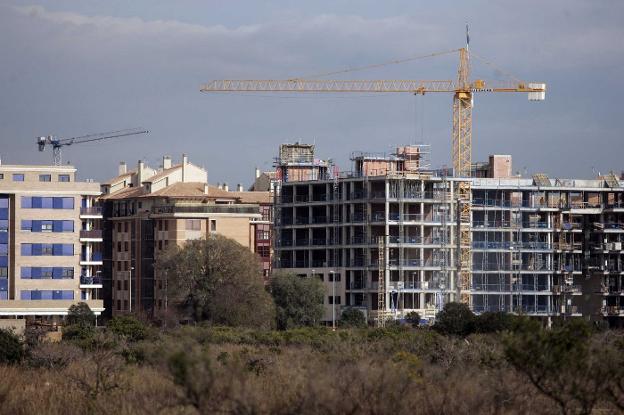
[[1, 2, 623, 185]]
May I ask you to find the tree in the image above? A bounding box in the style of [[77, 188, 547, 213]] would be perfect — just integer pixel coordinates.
[[270, 272, 324, 330], [503, 318, 616, 415], [433, 302, 475, 336], [340, 308, 367, 328], [107, 315, 150, 342], [157, 235, 275, 329], [0, 329, 23, 364], [404, 311, 421, 328], [67, 302, 96, 326]]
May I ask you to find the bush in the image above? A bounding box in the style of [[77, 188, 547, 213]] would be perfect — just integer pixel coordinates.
[[62, 323, 96, 345], [340, 308, 367, 328], [67, 302, 96, 326], [433, 302, 475, 337], [0, 329, 23, 364], [108, 316, 150, 342], [404, 311, 421, 328], [474, 311, 515, 333]]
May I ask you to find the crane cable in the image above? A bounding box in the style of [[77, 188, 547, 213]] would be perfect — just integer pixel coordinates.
[[289, 48, 461, 80]]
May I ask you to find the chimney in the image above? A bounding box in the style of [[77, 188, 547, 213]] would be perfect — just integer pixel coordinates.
[[181, 154, 188, 181], [137, 160, 145, 184], [237, 183, 244, 192], [118, 162, 127, 175], [204, 183, 209, 195], [223, 183, 229, 192], [163, 155, 172, 170], [255, 167, 261, 179]]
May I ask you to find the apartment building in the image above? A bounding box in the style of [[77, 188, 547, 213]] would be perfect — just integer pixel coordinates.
[[0, 162, 103, 321], [100, 155, 271, 318], [273, 144, 624, 326]]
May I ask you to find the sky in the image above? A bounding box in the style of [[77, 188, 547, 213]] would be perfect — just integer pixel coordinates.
[[0, 0, 622, 186]]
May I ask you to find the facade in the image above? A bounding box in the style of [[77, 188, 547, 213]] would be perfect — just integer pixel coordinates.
[[100, 155, 271, 318], [273, 144, 624, 326], [0, 163, 103, 320]]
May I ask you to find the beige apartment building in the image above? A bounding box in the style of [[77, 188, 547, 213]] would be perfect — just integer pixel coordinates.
[[100, 155, 271, 318], [0, 162, 103, 321]]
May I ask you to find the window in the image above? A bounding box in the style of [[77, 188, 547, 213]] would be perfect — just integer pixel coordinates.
[[124, 222, 128, 233], [21, 196, 73, 209], [117, 242, 121, 252], [164, 220, 168, 231], [328, 296, 341, 305], [21, 220, 32, 231], [41, 221, 53, 232], [0, 173, 3, 180], [13, 174, 24, 182], [39, 174, 51, 182], [117, 261, 122, 271], [185, 219, 201, 231], [328, 273, 341, 282], [124, 241, 129, 252], [210, 220, 217, 232], [58, 174, 70, 182], [0, 267, 8, 278], [117, 223, 122, 232], [117, 300, 121, 310], [21, 243, 73, 256], [158, 240, 163, 250], [124, 280, 129, 291], [257, 246, 270, 258]]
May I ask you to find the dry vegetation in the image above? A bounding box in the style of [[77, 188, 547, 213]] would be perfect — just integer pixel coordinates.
[[1, 321, 623, 415]]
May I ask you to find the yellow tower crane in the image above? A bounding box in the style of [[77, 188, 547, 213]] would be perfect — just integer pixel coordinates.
[[201, 28, 546, 307]]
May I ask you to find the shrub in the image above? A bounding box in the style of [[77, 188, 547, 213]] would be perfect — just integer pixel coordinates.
[[340, 308, 367, 328], [404, 311, 421, 328], [108, 316, 150, 342], [67, 302, 96, 327], [474, 311, 515, 333], [0, 329, 23, 364], [433, 302, 475, 337], [62, 324, 97, 347]]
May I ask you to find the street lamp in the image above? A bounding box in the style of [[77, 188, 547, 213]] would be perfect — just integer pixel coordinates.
[[129, 266, 135, 313], [329, 270, 336, 331]]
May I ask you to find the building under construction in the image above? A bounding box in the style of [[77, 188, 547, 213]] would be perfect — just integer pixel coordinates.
[[273, 143, 624, 326]]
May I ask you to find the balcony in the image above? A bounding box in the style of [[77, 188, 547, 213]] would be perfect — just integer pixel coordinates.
[[79, 229, 103, 242], [80, 275, 103, 288], [80, 252, 103, 265], [80, 207, 103, 218]]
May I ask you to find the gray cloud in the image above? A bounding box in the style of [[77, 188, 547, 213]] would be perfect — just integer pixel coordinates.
[[0, 1, 622, 185]]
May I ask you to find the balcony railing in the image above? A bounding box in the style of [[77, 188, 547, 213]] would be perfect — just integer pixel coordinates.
[[80, 230, 103, 239], [81, 252, 103, 262], [80, 207, 102, 215], [152, 205, 259, 215], [80, 275, 102, 285]]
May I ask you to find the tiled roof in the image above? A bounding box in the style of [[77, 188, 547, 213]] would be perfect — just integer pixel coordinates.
[[102, 171, 134, 186], [141, 165, 181, 183], [99, 185, 146, 200]]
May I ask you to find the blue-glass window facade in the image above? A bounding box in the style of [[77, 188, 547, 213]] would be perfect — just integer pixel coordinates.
[[20, 290, 74, 300], [0, 196, 8, 300], [20, 243, 73, 256], [21, 197, 74, 209], [58, 174, 70, 182], [21, 267, 74, 279], [20, 220, 73, 232]]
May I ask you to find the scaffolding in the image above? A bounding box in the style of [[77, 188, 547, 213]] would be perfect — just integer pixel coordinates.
[[457, 181, 472, 304], [377, 236, 387, 327]]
